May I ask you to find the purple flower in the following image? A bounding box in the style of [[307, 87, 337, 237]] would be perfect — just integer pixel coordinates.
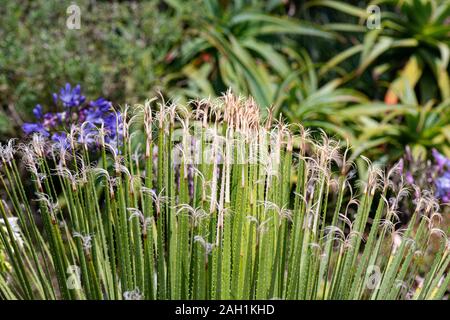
[[79, 123, 98, 146], [33, 104, 43, 119], [22, 123, 49, 137], [22, 83, 122, 152], [406, 171, 414, 184], [432, 148, 449, 172], [400, 146, 450, 203], [82, 107, 103, 124], [90, 98, 112, 112], [397, 158, 404, 173], [435, 172, 450, 203], [58, 83, 86, 108], [42, 112, 60, 129], [51, 132, 70, 149]]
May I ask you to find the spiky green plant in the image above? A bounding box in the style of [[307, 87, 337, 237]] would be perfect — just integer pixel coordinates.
[[0, 93, 448, 300]]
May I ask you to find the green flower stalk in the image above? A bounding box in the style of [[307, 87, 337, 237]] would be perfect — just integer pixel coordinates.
[[0, 93, 448, 300]]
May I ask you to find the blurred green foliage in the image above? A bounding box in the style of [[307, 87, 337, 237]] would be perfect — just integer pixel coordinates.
[[318, 1, 449, 164], [309, 0, 450, 102], [166, 0, 450, 169], [301, 0, 450, 167], [0, 0, 449, 167], [0, 0, 195, 134]]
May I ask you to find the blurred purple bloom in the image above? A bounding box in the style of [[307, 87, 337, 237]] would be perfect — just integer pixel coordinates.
[[58, 83, 85, 107], [22, 123, 49, 137], [406, 171, 414, 184], [79, 123, 98, 146], [81, 107, 102, 123], [400, 146, 450, 203], [52, 131, 66, 141], [42, 112, 60, 129], [435, 172, 450, 203], [397, 158, 404, 173], [33, 104, 43, 119], [90, 98, 112, 112], [51, 132, 70, 148], [22, 83, 122, 151], [432, 148, 449, 171]]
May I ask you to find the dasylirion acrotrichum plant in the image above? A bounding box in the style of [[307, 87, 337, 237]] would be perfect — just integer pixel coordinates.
[[0, 92, 448, 300]]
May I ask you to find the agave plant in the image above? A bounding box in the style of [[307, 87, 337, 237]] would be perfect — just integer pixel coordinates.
[[337, 88, 450, 168], [308, 0, 450, 103], [0, 93, 448, 300], [166, 0, 335, 108]]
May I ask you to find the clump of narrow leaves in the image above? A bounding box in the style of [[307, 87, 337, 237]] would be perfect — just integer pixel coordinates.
[[0, 93, 448, 300]]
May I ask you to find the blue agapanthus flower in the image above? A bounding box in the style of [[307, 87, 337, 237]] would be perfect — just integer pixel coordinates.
[[432, 149, 450, 171], [22, 83, 122, 150], [432, 149, 450, 203], [435, 172, 450, 203], [22, 122, 49, 137], [400, 147, 450, 203], [57, 83, 86, 107]]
